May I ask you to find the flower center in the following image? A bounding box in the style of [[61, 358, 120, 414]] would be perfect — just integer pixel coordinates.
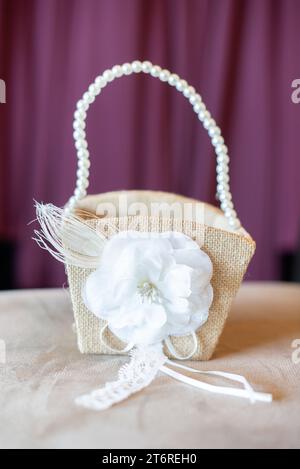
[[137, 281, 159, 304]]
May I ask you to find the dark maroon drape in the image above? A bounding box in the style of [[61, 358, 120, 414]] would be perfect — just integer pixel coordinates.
[[0, 0, 299, 287]]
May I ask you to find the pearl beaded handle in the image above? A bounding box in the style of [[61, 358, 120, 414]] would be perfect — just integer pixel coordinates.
[[70, 60, 241, 230]]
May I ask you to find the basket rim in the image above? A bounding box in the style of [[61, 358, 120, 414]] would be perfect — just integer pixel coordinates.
[[79, 214, 256, 247], [77, 189, 224, 216]]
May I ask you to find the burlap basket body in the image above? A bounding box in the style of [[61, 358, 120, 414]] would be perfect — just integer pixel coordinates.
[[67, 191, 255, 361], [65, 62, 255, 361]]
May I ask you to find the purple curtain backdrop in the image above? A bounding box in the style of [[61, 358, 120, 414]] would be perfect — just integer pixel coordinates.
[[0, 0, 299, 287]]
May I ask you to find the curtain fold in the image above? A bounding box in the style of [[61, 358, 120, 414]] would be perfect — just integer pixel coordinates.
[[0, 0, 299, 286]]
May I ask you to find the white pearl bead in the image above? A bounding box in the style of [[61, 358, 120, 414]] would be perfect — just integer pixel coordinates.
[[215, 144, 228, 155], [150, 65, 161, 77], [76, 178, 89, 189], [64, 206, 71, 215], [142, 61, 152, 73], [217, 161, 228, 171], [193, 101, 205, 113], [159, 69, 170, 82], [221, 200, 234, 210], [198, 109, 211, 122], [78, 159, 90, 169], [203, 117, 215, 129], [229, 218, 241, 229], [76, 100, 89, 111], [73, 120, 86, 130], [95, 76, 107, 88], [74, 188, 86, 199], [218, 192, 227, 202], [122, 63, 132, 75], [103, 69, 114, 82], [73, 129, 86, 140], [112, 65, 123, 77], [74, 110, 86, 121], [168, 73, 179, 86], [67, 196, 77, 207], [77, 168, 89, 179], [131, 60, 142, 73], [225, 208, 237, 219], [176, 79, 187, 92], [221, 199, 233, 210], [217, 173, 229, 184], [208, 126, 221, 138], [88, 84, 99, 96], [83, 91, 95, 104], [212, 135, 224, 147], [216, 153, 229, 164], [217, 183, 230, 193], [189, 93, 201, 105], [219, 191, 232, 202], [216, 163, 229, 174], [94, 83, 102, 95], [77, 148, 89, 159], [75, 139, 88, 150], [76, 179, 88, 190], [183, 85, 195, 98]]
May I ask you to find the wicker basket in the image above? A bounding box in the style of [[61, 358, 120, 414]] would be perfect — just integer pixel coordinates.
[[64, 61, 255, 360]]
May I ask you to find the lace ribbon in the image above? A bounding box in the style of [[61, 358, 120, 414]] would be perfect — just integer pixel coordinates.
[[75, 343, 272, 410], [75, 344, 166, 411], [161, 360, 272, 404]]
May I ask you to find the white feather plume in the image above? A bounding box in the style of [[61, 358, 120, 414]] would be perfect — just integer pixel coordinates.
[[33, 202, 108, 269]]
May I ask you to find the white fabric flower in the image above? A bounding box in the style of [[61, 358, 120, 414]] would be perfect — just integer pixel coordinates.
[[83, 231, 213, 345]]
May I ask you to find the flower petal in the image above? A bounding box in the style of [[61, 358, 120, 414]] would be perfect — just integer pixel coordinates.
[[83, 230, 214, 345], [144, 303, 167, 328], [159, 264, 193, 300], [175, 248, 213, 277]]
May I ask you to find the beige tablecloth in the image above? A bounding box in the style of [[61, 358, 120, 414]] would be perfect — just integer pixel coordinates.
[[0, 283, 299, 449]]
